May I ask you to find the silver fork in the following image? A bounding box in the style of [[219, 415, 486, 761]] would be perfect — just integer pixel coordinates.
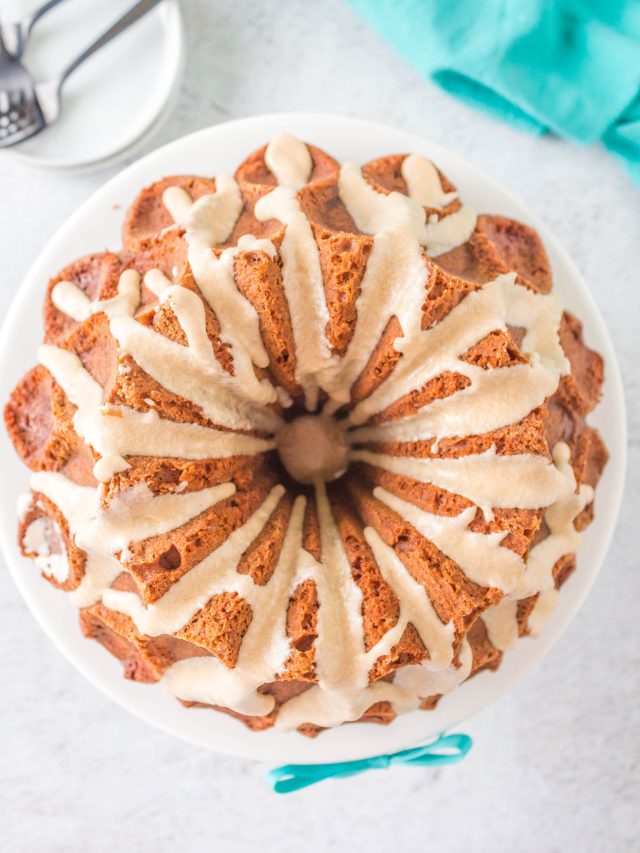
[[0, 0, 67, 59], [0, 0, 163, 149], [0, 32, 43, 145]]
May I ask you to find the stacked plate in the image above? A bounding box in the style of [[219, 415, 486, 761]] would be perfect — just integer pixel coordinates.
[[0, 0, 184, 169]]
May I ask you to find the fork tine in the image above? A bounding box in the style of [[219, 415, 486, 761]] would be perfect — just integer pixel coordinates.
[[9, 89, 24, 112], [0, 119, 42, 147], [0, 90, 9, 114]]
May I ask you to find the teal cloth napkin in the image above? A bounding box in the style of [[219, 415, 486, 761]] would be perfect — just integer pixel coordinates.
[[347, 0, 640, 182]]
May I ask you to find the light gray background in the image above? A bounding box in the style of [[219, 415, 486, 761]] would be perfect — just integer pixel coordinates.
[[0, 1, 638, 851]]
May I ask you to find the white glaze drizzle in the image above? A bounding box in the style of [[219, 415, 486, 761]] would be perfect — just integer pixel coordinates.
[[161, 491, 307, 716], [312, 481, 366, 691], [375, 488, 523, 593], [39, 321, 279, 482], [23, 516, 69, 582], [351, 362, 560, 445], [350, 446, 571, 521], [482, 599, 519, 651], [423, 207, 478, 257], [86, 406, 274, 482], [78, 481, 236, 557], [186, 190, 271, 371], [364, 526, 455, 670], [38, 343, 104, 446], [144, 268, 173, 296], [320, 167, 477, 412], [17, 493, 32, 523], [527, 588, 559, 636], [347, 273, 568, 430], [186, 176, 241, 241], [20, 135, 599, 732], [189, 235, 275, 374], [255, 187, 334, 410], [395, 638, 473, 700], [483, 579, 561, 648], [401, 153, 458, 209], [171, 478, 456, 730], [156, 480, 462, 728], [31, 472, 99, 530], [51, 269, 141, 323], [265, 133, 313, 188], [28, 472, 122, 607], [276, 640, 473, 731], [162, 177, 283, 407], [110, 315, 281, 432], [338, 161, 476, 258], [323, 176, 428, 412], [162, 186, 193, 225], [372, 445, 590, 601], [103, 485, 283, 634]]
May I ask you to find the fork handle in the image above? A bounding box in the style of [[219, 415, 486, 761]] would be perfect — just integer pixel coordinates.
[[26, 0, 67, 33], [55, 0, 163, 89], [0, 0, 65, 58]]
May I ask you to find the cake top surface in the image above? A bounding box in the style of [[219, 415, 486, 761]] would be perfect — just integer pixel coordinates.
[[5, 132, 606, 733]]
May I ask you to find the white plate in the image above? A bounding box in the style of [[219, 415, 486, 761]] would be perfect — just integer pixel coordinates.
[[0, 113, 627, 764], [0, 0, 184, 170]]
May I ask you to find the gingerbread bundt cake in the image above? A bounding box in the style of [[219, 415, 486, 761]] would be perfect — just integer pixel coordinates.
[[5, 134, 608, 735]]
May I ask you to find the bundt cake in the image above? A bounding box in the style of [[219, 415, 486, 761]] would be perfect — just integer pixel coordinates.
[[4, 133, 608, 735]]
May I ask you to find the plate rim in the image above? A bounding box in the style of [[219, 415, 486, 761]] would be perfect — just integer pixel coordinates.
[[3, 0, 184, 171], [0, 112, 628, 763]]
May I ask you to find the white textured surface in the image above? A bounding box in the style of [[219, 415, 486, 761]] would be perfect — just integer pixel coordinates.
[[0, 1, 638, 850]]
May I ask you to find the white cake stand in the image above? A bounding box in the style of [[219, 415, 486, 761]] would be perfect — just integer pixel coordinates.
[[0, 114, 626, 764]]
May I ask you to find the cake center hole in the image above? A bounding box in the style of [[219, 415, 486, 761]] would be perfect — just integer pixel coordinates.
[[275, 415, 349, 485]]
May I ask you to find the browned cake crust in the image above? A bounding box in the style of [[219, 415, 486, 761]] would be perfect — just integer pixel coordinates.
[[4, 138, 607, 736]]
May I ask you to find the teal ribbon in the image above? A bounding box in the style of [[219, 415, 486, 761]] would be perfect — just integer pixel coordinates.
[[266, 732, 472, 794]]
